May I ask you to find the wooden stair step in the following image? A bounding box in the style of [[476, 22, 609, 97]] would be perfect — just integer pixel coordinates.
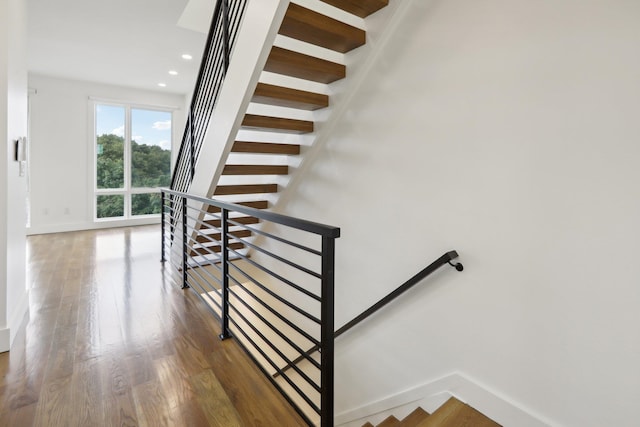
[[242, 114, 313, 134], [195, 229, 252, 244], [362, 423, 374, 427], [207, 200, 269, 213], [279, 3, 365, 53], [222, 164, 289, 175], [320, 0, 388, 18], [264, 46, 345, 84], [189, 254, 246, 267], [416, 398, 501, 427], [213, 184, 278, 195], [204, 216, 260, 228], [190, 241, 245, 256], [231, 141, 300, 155], [252, 82, 328, 111], [398, 407, 430, 426], [377, 415, 401, 427]]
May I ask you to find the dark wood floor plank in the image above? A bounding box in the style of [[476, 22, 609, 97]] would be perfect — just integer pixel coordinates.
[[33, 374, 73, 427], [101, 391, 139, 427], [189, 369, 244, 427], [0, 402, 37, 427], [153, 355, 194, 409], [70, 358, 104, 426], [124, 350, 157, 387], [132, 380, 172, 427], [43, 328, 76, 382], [207, 339, 306, 426]]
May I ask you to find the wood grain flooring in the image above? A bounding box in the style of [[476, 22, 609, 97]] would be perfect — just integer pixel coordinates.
[[0, 225, 307, 426]]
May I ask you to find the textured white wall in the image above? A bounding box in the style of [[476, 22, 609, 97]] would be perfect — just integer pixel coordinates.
[[273, 0, 640, 425], [28, 74, 187, 234], [0, 0, 29, 350]]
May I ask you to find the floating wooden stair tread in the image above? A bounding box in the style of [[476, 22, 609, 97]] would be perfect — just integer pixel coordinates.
[[222, 164, 289, 175], [398, 408, 430, 426], [416, 398, 501, 427], [214, 184, 278, 195], [252, 82, 328, 111], [242, 114, 313, 134], [232, 141, 300, 155], [207, 200, 269, 213], [204, 216, 260, 228], [196, 229, 252, 244], [264, 46, 345, 84], [279, 3, 365, 53], [320, 0, 388, 18], [190, 241, 245, 256]]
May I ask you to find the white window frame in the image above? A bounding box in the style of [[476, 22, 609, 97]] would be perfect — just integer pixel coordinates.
[[91, 99, 174, 222]]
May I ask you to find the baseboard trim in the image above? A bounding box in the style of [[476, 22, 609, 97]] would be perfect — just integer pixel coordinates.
[[335, 372, 554, 427], [0, 327, 10, 353], [8, 289, 29, 346], [27, 217, 160, 235], [0, 289, 30, 352]]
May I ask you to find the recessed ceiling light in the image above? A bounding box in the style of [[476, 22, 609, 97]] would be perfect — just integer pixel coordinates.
[[181, 54, 193, 60], [168, 70, 178, 76], [158, 83, 167, 87]]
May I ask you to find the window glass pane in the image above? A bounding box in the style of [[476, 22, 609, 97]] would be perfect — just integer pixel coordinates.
[[131, 109, 172, 188], [132, 193, 162, 216], [96, 105, 125, 189], [97, 194, 124, 218]]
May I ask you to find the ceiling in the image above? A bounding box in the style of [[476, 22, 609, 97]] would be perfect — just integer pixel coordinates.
[[28, 0, 213, 95]]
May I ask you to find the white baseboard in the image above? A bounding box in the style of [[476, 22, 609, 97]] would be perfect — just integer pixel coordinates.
[[0, 289, 29, 353], [8, 289, 29, 346], [27, 217, 160, 235], [335, 372, 554, 427], [0, 327, 10, 353]]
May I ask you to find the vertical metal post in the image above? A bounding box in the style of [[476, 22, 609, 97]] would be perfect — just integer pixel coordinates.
[[222, 0, 230, 72], [189, 112, 195, 182], [181, 197, 189, 289], [169, 194, 176, 238], [160, 190, 166, 262], [219, 208, 231, 340], [320, 236, 335, 427]]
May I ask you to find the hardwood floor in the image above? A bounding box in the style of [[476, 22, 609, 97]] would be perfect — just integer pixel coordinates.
[[0, 225, 306, 426]]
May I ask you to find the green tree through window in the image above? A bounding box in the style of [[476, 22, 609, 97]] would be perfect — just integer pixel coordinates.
[[96, 134, 124, 189], [131, 140, 171, 188]]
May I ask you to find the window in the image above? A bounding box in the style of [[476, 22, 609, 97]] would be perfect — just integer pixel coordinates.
[[94, 103, 172, 220]]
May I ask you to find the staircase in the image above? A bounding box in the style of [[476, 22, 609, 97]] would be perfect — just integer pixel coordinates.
[[171, 3, 505, 427], [361, 398, 501, 427], [192, 0, 387, 257]]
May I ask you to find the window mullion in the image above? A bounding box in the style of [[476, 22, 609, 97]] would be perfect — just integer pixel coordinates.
[[125, 105, 132, 218]]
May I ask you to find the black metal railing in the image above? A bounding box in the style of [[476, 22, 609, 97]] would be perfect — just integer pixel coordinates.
[[170, 0, 247, 193], [161, 189, 340, 427], [275, 250, 464, 379]]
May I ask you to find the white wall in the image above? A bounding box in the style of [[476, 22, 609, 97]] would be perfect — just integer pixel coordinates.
[[0, 0, 29, 351], [27, 74, 187, 234], [273, 0, 640, 425]]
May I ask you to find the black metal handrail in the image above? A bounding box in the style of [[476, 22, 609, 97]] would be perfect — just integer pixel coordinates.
[[275, 251, 464, 378], [161, 188, 340, 427], [170, 0, 247, 193], [336, 251, 462, 338]]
